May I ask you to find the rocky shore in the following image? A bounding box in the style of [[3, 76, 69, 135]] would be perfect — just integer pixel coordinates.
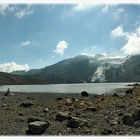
[[0, 85, 140, 135]]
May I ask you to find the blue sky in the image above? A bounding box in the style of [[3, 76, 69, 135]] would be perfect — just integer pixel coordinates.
[[0, 4, 140, 72]]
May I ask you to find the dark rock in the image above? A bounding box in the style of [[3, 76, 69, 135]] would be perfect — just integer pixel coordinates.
[[81, 91, 89, 97], [27, 96, 34, 100], [43, 108, 49, 113], [20, 101, 33, 108], [100, 98, 104, 101], [122, 115, 133, 126], [122, 110, 140, 126], [69, 107, 74, 111], [55, 112, 71, 121], [87, 107, 98, 112], [56, 97, 63, 101], [101, 129, 113, 135], [118, 112, 124, 116], [28, 121, 49, 135], [131, 110, 140, 122], [19, 112, 24, 116], [134, 83, 139, 86], [125, 89, 133, 95], [67, 117, 88, 128], [113, 93, 118, 97], [76, 112, 81, 116], [137, 99, 140, 103]]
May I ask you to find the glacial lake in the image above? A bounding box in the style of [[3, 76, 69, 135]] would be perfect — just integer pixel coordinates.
[[0, 82, 138, 95]]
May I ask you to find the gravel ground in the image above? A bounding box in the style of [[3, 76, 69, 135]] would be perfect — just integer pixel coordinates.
[[0, 86, 140, 136]]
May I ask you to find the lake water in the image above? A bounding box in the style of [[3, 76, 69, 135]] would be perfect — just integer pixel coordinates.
[[0, 82, 137, 95]]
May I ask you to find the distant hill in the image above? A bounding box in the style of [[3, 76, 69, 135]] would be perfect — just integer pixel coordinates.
[[11, 69, 41, 76], [0, 72, 48, 85]]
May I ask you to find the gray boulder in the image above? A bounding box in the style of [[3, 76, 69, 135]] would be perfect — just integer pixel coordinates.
[[55, 112, 71, 121], [28, 121, 49, 134], [67, 117, 88, 128]]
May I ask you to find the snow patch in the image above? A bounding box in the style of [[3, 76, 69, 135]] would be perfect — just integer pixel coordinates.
[[91, 66, 106, 82]]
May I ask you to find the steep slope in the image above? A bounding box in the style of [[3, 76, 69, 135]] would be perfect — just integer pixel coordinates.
[[39, 55, 98, 83]]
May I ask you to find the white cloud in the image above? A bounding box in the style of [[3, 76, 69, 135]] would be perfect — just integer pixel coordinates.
[[15, 5, 33, 18], [122, 36, 140, 55], [112, 25, 140, 55], [54, 40, 69, 56], [111, 25, 127, 38], [0, 61, 30, 73], [20, 40, 35, 47], [71, 3, 96, 13]]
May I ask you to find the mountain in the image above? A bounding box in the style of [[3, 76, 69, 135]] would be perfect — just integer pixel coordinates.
[[9, 54, 140, 84]]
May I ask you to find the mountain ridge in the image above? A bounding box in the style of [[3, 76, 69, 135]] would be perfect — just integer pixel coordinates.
[[8, 54, 140, 84]]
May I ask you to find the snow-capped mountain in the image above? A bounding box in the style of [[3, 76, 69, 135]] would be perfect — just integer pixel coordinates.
[[10, 54, 140, 84]]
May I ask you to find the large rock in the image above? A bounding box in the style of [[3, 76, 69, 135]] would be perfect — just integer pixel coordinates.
[[122, 110, 140, 126], [28, 121, 49, 134], [20, 101, 33, 108], [81, 91, 89, 97], [67, 117, 88, 128], [122, 115, 133, 126], [125, 89, 133, 95], [55, 112, 71, 121]]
